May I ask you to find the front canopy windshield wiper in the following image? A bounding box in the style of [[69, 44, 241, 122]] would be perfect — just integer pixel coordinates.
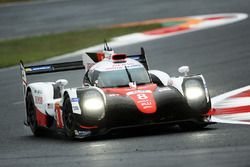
[[125, 65, 133, 83]]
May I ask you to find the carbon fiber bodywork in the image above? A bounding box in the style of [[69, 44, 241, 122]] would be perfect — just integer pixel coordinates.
[[73, 84, 210, 136]]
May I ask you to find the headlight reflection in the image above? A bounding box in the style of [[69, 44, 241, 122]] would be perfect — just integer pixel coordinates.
[[185, 87, 204, 100]]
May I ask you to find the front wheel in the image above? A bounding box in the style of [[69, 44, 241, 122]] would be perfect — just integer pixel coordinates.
[[62, 95, 76, 139], [26, 91, 44, 136]]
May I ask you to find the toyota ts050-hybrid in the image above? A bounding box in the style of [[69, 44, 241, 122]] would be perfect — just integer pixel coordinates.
[[20, 44, 213, 139]]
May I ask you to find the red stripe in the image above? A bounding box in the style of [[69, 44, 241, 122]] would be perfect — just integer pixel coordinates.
[[230, 90, 250, 98], [35, 107, 47, 127], [80, 125, 98, 129], [143, 26, 189, 35], [203, 16, 234, 21], [212, 105, 250, 115], [207, 108, 216, 116], [241, 120, 250, 122], [55, 104, 63, 128]]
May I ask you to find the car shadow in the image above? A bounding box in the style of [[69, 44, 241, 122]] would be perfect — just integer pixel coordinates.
[[18, 124, 217, 142], [83, 124, 218, 142]]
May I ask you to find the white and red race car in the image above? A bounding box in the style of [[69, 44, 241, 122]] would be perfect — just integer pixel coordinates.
[[20, 44, 212, 139]]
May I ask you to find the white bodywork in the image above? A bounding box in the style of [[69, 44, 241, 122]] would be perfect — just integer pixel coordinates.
[[27, 81, 80, 124], [148, 69, 184, 95], [28, 82, 56, 116]]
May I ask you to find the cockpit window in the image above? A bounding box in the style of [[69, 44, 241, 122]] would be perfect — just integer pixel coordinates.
[[96, 67, 151, 88]]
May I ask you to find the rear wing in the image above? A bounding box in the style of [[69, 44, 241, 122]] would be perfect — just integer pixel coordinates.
[[20, 60, 85, 76], [86, 47, 149, 70], [19, 47, 149, 92], [128, 47, 149, 70], [19, 60, 85, 96]]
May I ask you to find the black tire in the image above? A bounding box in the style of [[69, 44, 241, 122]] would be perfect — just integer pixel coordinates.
[[62, 95, 76, 139], [179, 121, 208, 131], [26, 91, 44, 136]]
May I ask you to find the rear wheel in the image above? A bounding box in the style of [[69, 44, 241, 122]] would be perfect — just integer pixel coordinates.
[[26, 91, 44, 136], [63, 95, 76, 139]]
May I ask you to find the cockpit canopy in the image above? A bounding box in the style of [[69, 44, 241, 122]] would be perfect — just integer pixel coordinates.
[[84, 65, 151, 88], [97, 67, 150, 88]]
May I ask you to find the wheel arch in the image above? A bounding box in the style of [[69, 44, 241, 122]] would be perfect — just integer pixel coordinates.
[[148, 70, 170, 86]]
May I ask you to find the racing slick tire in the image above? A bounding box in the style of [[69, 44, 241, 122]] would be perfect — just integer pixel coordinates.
[[26, 91, 44, 136], [62, 94, 76, 139]]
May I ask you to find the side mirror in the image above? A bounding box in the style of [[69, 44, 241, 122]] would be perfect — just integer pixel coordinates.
[[178, 66, 190, 76], [56, 79, 68, 88], [94, 80, 99, 87]]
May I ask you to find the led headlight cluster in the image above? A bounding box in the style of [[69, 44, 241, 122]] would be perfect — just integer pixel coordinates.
[[184, 80, 204, 100], [185, 87, 204, 100], [81, 90, 105, 121], [184, 79, 207, 110]]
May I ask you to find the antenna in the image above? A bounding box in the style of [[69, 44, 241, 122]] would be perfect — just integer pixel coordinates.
[[104, 40, 112, 51]]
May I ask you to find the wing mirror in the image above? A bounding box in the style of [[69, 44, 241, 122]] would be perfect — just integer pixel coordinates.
[[94, 80, 99, 87], [178, 66, 190, 76], [56, 79, 68, 89]]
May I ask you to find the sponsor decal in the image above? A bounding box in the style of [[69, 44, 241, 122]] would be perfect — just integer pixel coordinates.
[[128, 92, 157, 114], [127, 90, 152, 96], [34, 96, 43, 104], [71, 98, 81, 114], [75, 130, 91, 136], [104, 63, 141, 71], [71, 98, 80, 102], [72, 106, 80, 111], [34, 89, 42, 94], [72, 104, 81, 114], [31, 65, 52, 71], [102, 84, 157, 114]]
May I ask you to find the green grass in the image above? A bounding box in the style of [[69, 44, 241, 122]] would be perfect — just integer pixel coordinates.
[[0, 24, 161, 68]]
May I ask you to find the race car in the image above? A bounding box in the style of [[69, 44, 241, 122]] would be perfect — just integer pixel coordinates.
[[20, 43, 212, 139]]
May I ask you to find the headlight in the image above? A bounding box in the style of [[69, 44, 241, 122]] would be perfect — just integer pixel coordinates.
[[184, 79, 205, 100], [184, 79, 207, 110], [81, 90, 105, 121], [185, 87, 204, 100], [83, 98, 104, 111]]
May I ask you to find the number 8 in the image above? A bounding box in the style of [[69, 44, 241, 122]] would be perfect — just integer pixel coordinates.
[[137, 94, 148, 99]]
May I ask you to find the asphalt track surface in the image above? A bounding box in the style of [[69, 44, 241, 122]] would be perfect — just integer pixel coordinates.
[[1, 0, 250, 167]]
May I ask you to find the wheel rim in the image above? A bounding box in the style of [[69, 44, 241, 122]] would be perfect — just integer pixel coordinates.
[[64, 100, 74, 130]]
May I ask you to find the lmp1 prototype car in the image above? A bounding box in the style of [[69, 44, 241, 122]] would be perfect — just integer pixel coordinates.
[[20, 44, 212, 139]]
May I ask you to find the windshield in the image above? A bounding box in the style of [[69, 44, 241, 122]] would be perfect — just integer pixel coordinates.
[[96, 67, 151, 88]]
